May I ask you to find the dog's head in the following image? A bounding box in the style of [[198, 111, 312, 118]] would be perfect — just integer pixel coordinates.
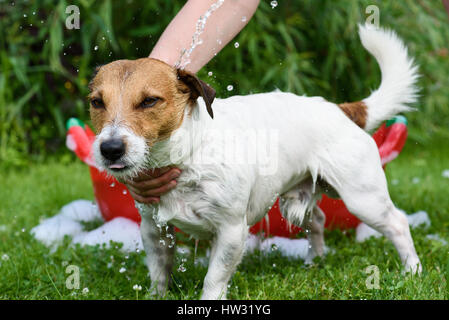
[[88, 58, 215, 178]]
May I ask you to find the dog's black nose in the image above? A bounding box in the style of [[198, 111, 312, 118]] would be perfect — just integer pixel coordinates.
[[100, 139, 125, 161]]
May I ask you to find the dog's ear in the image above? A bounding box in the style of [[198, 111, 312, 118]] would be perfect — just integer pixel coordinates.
[[177, 69, 216, 119]]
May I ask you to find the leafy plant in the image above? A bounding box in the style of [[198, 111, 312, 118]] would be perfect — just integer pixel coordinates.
[[0, 0, 448, 167]]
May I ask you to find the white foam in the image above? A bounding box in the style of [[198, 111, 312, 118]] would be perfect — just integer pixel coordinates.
[[31, 200, 142, 253], [245, 234, 331, 260], [72, 217, 143, 252], [425, 234, 448, 246], [31, 200, 100, 249]]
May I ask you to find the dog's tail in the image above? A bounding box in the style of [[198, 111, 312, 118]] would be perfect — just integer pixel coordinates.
[[338, 24, 419, 132]]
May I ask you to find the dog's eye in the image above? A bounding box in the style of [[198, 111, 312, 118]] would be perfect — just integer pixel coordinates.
[[91, 98, 105, 109], [139, 97, 159, 108]]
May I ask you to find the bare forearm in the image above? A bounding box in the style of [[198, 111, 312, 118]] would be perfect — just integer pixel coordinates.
[[149, 0, 260, 73]]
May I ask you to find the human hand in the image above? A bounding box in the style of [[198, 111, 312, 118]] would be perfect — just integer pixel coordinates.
[[124, 167, 181, 204]]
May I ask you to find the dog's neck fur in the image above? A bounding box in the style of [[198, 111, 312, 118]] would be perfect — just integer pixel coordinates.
[[145, 99, 210, 169]]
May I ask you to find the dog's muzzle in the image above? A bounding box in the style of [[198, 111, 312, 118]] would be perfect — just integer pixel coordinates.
[[100, 138, 126, 162]]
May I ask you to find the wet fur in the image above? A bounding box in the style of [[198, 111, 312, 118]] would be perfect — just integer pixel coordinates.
[[90, 25, 421, 299]]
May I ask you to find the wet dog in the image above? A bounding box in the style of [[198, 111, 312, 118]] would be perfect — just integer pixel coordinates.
[[89, 24, 421, 299]]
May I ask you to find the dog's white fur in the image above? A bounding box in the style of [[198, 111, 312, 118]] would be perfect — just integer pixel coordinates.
[[94, 25, 421, 299]]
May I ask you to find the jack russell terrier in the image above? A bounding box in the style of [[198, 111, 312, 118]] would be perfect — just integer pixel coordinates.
[[89, 24, 421, 299]]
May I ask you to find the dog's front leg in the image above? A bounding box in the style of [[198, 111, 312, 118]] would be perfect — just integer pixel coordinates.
[[201, 222, 248, 300], [140, 214, 176, 297]]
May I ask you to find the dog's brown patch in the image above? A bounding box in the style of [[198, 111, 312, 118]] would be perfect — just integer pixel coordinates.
[[338, 101, 368, 129], [89, 58, 215, 146]]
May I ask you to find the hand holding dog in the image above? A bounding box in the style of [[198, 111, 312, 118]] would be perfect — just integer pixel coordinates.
[[125, 167, 181, 204]]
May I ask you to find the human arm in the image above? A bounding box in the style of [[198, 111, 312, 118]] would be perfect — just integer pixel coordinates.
[[126, 0, 260, 204]]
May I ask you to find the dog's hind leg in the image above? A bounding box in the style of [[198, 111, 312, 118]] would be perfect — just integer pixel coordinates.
[[279, 179, 325, 264], [140, 214, 176, 296], [322, 139, 421, 273]]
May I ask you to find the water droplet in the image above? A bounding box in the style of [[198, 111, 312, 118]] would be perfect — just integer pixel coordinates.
[[119, 267, 126, 273], [23, 14, 27, 17], [110, 182, 115, 187], [227, 85, 234, 91], [122, 190, 127, 195], [94, 45, 99, 51], [270, 1, 278, 9], [241, 16, 247, 22], [208, 71, 213, 76], [159, 239, 166, 246], [234, 42, 239, 48]]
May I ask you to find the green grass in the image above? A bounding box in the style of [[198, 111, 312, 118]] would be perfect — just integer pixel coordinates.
[[0, 132, 448, 300]]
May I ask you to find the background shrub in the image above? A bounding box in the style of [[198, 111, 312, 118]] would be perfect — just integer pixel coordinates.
[[0, 0, 448, 167]]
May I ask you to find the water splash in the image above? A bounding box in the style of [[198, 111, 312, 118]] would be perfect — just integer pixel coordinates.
[[227, 85, 234, 91], [175, 0, 225, 70], [270, 1, 278, 9]]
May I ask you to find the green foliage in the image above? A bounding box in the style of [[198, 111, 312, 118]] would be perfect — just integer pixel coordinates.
[[1, 0, 448, 167]]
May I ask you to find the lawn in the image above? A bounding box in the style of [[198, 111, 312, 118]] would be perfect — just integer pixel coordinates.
[[0, 132, 448, 300]]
